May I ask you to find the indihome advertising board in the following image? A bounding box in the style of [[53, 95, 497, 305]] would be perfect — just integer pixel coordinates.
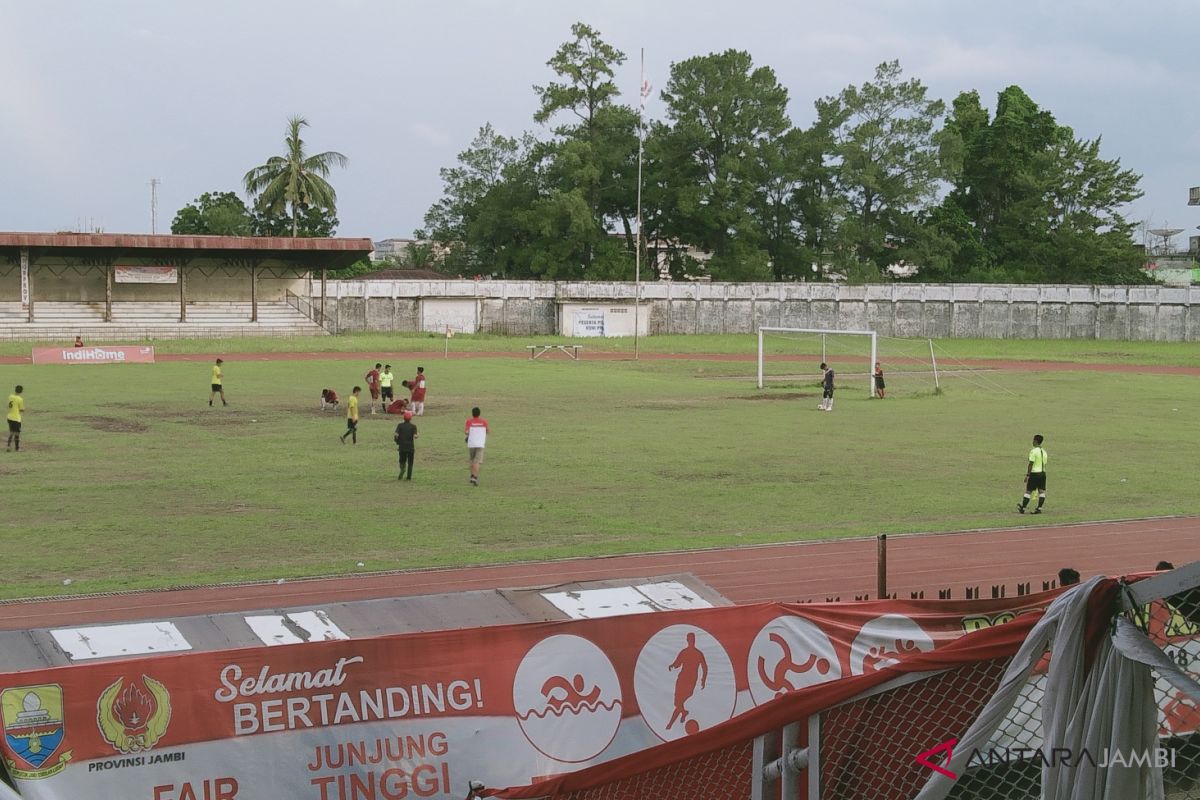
[[31, 347, 155, 365]]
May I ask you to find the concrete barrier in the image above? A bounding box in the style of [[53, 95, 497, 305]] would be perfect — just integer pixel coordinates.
[[314, 281, 1200, 341]]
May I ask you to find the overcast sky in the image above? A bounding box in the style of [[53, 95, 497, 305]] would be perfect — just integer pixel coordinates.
[[2, 1, 1197, 246]]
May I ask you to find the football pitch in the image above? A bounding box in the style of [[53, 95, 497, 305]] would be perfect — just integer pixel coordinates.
[[1, 334, 1197, 600]]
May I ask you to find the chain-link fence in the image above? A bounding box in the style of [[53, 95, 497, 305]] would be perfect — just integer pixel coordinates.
[[818, 659, 1011, 800], [553, 739, 754, 800], [1144, 585, 1200, 799], [489, 572, 1200, 800]]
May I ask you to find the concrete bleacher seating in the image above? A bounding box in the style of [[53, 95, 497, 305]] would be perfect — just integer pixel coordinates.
[[0, 301, 327, 340]]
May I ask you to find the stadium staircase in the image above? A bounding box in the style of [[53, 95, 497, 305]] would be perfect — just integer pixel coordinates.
[[0, 301, 328, 340]]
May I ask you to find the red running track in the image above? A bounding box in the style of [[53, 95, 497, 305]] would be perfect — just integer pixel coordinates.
[[1, 516, 1195, 631]]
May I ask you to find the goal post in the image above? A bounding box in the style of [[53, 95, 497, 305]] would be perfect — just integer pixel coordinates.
[[757, 327, 877, 396]]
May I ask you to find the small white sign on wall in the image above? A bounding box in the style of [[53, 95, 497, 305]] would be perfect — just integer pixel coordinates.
[[573, 308, 606, 337]]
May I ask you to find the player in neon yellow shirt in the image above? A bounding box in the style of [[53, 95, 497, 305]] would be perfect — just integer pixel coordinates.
[[6, 385, 25, 452], [1017, 434, 1048, 514], [340, 386, 361, 445], [209, 358, 227, 406]]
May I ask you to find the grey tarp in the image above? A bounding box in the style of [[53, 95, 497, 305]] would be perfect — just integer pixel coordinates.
[[913, 576, 1165, 800]]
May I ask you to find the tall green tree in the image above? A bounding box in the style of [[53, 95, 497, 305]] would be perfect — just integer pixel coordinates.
[[171, 191, 254, 236], [421, 124, 531, 274], [750, 125, 836, 280], [534, 22, 639, 275], [817, 60, 947, 275], [243, 116, 348, 237], [659, 49, 791, 280], [932, 86, 1144, 282], [251, 206, 338, 238]]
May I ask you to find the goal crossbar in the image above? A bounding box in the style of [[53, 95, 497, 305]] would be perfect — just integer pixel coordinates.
[[757, 326, 877, 395]]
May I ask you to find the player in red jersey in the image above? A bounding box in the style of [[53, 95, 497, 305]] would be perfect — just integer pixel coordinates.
[[410, 366, 427, 416], [364, 363, 382, 414]]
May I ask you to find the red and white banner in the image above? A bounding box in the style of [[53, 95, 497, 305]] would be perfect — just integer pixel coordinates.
[[0, 596, 1057, 800], [115, 266, 178, 284], [32, 346, 155, 365]]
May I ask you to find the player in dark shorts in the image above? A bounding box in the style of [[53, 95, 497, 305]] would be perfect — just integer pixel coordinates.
[[340, 387, 361, 445], [874, 362, 886, 398], [818, 362, 835, 411], [394, 410, 418, 480], [1018, 434, 1048, 514], [380, 365, 395, 405]]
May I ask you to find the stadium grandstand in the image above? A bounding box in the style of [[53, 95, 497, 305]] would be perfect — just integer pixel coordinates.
[[0, 232, 372, 339]]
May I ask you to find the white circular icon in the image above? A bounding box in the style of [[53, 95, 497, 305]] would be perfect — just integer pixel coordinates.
[[512, 635, 623, 763], [633, 625, 735, 742], [849, 614, 935, 675], [747, 616, 841, 706]]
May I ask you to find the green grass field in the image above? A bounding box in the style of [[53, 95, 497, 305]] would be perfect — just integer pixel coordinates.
[[3, 332, 1200, 366], [1, 336, 1196, 599]]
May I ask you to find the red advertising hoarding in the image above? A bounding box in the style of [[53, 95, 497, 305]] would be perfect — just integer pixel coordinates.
[[0, 596, 1053, 800], [31, 346, 155, 365]]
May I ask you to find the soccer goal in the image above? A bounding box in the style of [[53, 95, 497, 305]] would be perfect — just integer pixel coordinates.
[[756, 327, 877, 395]]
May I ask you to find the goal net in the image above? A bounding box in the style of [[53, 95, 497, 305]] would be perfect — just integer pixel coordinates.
[[757, 327, 949, 400]]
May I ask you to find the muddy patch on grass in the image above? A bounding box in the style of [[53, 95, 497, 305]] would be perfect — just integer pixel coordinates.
[[731, 392, 815, 401], [631, 401, 701, 411], [101, 403, 262, 427], [657, 469, 735, 481], [68, 416, 150, 433]]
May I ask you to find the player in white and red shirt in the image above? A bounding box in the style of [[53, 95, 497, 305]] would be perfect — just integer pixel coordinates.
[[364, 363, 382, 413], [410, 366, 427, 416], [464, 407, 489, 486]]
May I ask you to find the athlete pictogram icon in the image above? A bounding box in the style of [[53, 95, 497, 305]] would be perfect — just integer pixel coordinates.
[[849, 615, 935, 676], [540, 674, 601, 713], [746, 617, 841, 706], [862, 638, 922, 673], [757, 632, 832, 696], [513, 635, 624, 763], [634, 625, 736, 743], [666, 633, 708, 733]]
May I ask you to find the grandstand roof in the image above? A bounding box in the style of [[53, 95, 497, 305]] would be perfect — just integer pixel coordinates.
[[0, 231, 373, 268]]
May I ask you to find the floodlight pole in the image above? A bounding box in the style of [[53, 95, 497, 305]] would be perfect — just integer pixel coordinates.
[[633, 47, 646, 361]]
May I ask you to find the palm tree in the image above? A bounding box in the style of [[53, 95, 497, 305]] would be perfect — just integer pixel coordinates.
[[243, 116, 348, 237]]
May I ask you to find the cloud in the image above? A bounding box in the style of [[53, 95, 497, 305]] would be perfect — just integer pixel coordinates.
[[0, 33, 83, 181], [408, 122, 452, 148]]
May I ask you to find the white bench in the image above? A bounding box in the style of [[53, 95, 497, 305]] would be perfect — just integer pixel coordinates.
[[527, 344, 584, 361]]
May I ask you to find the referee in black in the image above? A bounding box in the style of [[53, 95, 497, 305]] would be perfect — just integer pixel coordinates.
[[1018, 434, 1048, 514]]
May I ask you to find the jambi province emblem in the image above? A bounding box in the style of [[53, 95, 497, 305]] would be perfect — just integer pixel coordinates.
[[96, 675, 172, 754], [1, 685, 72, 780]]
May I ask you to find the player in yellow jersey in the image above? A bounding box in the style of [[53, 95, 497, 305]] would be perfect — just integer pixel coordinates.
[[1018, 434, 1048, 514], [209, 358, 227, 406], [340, 386, 361, 445], [6, 385, 25, 452]]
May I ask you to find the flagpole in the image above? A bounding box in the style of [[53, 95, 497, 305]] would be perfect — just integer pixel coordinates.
[[634, 48, 645, 361]]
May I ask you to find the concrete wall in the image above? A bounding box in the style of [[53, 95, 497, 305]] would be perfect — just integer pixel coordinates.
[[7, 267, 305, 302], [314, 281, 1200, 341]]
